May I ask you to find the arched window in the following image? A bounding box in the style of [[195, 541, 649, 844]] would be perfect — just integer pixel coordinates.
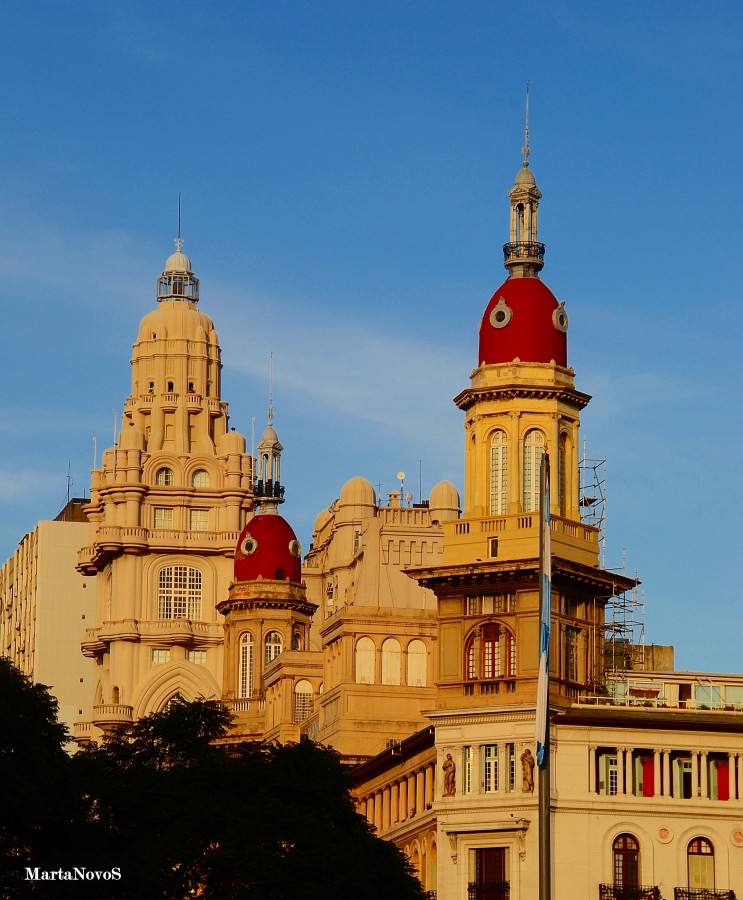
[[158, 566, 202, 619], [192, 469, 209, 488], [155, 467, 174, 486], [355, 637, 375, 684], [381, 638, 402, 685], [407, 640, 427, 686], [264, 631, 283, 665], [613, 834, 639, 888], [523, 429, 545, 512], [558, 432, 568, 517], [490, 430, 508, 515], [292, 631, 302, 651], [239, 633, 254, 698], [293, 680, 313, 723], [688, 838, 714, 890], [465, 625, 515, 680]]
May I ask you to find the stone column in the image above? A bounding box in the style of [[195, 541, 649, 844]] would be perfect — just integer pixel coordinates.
[[691, 752, 699, 799], [700, 752, 708, 799], [416, 769, 425, 814], [588, 746, 597, 794], [391, 781, 399, 824], [653, 749, 661, 798], [662, 750, 671, 797], [729, 753, 737, 801], [382, 787, 390, 831], [424, 764, 433, 807], [399, 777, 408, 821]]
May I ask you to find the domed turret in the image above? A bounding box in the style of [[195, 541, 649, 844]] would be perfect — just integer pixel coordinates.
[[429, 481, 461, 523], [156, 239, 200, 302], [234, 514, 302, 583]]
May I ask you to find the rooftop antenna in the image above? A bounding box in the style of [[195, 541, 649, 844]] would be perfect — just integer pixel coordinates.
[[522, 82, 530, 168], [268, 351, 274, 427], [175, 193, 183, 252], [66, 462, 73, 506]]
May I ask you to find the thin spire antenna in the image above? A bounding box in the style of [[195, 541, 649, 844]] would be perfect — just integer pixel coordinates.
[[522, 82, 530, 167], [268, 352, 274, 427], [175, 193, 183, 252]]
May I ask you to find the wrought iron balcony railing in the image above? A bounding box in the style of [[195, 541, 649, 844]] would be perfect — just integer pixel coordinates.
[[674, 889, 736, 900], [502, 241, 545, 263], [599, 885, 662, 900], [468, 882, 510, 900]]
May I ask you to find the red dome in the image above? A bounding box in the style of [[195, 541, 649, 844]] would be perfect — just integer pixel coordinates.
[[234, 514, 302, 583], [478, 276, 567, 367]]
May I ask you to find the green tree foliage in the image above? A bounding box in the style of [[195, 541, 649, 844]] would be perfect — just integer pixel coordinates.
[[0, 666, 424, 900]]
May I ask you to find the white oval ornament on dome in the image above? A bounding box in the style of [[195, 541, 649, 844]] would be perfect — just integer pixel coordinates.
[[289, 539, 302, 559], [240, 533, 258, 556], [489, 297, 512, 330], [552, 301, 569, 333]]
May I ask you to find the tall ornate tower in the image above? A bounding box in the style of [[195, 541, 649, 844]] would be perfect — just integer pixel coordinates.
[[218, 418, 318, 740], [412, 144, 634, 711], [76, 243, 255, 741]]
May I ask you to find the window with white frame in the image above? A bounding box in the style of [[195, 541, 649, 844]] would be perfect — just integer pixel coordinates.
[[151, 648, 171, 665], [155, 467, 174, 486], [239, 633, 254, 698], [264, 631, 283, 665], [381, 638, 402, 685], [505, 743, 516, 792], [598, 751, 618, 795], [481, 744, 498, 792], [522, 429, 545, 513], [189, 508, 209, 531], [687, 838, 714, 890], [154, 507, 174, 530], [355, 637, 375, 684], [158, 566, 202, 619], [462, 746, 472, 793], [613, 834, 640, 888], [490, 430, 508, 515], [293, 679, 313, 723], [406, 639, 427, 686], [188, 650, 207, 665], [192, 469, 209, 488]]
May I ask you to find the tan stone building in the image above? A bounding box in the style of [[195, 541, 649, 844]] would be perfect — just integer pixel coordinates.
[[350, 154, 743, 900], [74, 243, 255, 743], [0, 499, 94, 738]]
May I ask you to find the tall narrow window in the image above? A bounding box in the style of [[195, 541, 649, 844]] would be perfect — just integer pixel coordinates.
[[407, 639, 427, 686], [522, 429, 545, 513], [598, 751, 618, 795], [355, 637, 375, 684], [158, 566, 202, 619], [490, 430, 508, 515], [688, 838, 714, 890], [564, 626, 579, 682], [466, 638, 477, 680], [293, 679, 314, 723], [558, 433, 568, 516], [481, 744, 498, 793], [482, 624, 502, 679], [613, 834, 640, 888], [381, 638, 402, 685], [470, 848, 507, 900], [239, 633, 254, 698], [462, 746, 472, 793], [264, 631, 283, 665]]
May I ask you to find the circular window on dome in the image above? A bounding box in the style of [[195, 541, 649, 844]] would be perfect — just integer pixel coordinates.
[[489, 297, 512, 330], [289, 539, 302, 559], [240, 533, 258, 556], [552, 302, 569, 333]]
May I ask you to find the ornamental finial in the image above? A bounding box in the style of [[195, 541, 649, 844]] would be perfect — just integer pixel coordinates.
[[522, 82, 530, 168]]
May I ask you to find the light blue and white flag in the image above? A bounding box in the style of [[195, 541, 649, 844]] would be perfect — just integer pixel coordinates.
[[535, 454, 551, 767]]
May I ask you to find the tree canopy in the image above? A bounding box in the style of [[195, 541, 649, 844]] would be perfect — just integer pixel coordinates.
[[0, 659, 424, 899]]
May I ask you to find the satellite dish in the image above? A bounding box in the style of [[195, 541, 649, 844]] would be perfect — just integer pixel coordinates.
[[405, 492, 413, 502], [397, 471, 406, 481]]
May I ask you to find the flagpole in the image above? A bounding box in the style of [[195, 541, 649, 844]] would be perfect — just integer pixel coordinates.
[[538, 452, 552, 900]]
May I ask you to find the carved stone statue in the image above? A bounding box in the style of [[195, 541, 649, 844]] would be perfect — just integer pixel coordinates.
[[443, 752, 456, 796], [521, 747, 535, 793]]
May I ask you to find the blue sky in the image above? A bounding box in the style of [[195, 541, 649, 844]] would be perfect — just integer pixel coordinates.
[[2, 1, 742, 673]]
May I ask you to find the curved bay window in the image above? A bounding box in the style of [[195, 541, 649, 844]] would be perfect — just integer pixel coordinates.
[[293, 680, 313, 723], [264, 631, 283, 665], [490, 430, 508, 515], [613, 833, 640, 888], [687, 837, 714, 891], [465, 624, 516, 681], [523, 429, 545, 513], [158, 566, 202, 619], [239, 633, 254, 698]]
